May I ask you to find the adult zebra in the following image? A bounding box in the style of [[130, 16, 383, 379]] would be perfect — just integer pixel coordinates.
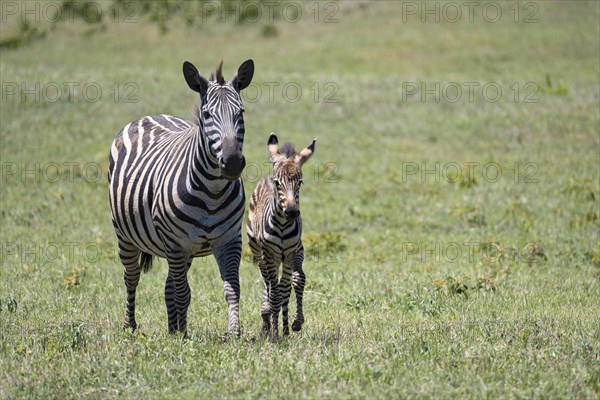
[[108, 59, 254, 335]]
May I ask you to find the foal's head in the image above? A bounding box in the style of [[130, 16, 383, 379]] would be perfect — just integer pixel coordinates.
[[267, 133, 316, 220]]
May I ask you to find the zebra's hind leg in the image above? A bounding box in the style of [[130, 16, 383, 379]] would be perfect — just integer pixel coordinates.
[[214, 237, 242, 337], [291, 245, 306, 332], [118, 239, 142, 332], [280, 262, 294, 336]]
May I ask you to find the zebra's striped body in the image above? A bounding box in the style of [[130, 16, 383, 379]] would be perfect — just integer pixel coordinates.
[[247, 134, 316, 338], [108, 60, 254, 335]]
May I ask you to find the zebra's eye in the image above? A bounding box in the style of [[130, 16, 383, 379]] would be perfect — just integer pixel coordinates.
[[202, 110, 211, 119], [273, 179, 280, 189]]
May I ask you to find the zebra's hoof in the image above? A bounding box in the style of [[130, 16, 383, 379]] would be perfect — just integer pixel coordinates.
[[269, 332, 280, 343], [223, 331, 240, 342], [261, 320, 271, 331], [292, 320, 303, 332], [123, 319, 137, 332], [226, 329, 241, 339]]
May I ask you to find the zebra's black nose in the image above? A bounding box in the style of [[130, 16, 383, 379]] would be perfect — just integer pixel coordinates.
[[284, 207, 299, 219], [220, 135, 245, 179], [219, 154, 245, 180]]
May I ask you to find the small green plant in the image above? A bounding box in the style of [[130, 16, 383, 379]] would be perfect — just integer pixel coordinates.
[[262, 24, 279, 38], [450, 204, 486, 227], [502, 197, 536, 232], [569, 206, 599, 229], [432, 275, 471, 297], [433, 274, 498, 297], [64, 267, 85, 288], [345, 295, 375, 310], [303, 231, 346, 263], [0, 20, 47, 49], [404, 288, 445, 317], [67, 322, 87, 351], [562, 177, 596, 201], [476, 276, 497, 292], [583, 242, 600, 268], [523, 242, 547, 267], [540, 74, 569, 95], [1, 297, 18, 314]]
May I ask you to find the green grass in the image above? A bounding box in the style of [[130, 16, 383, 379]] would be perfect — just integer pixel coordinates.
[[1, 1, 599, 398]]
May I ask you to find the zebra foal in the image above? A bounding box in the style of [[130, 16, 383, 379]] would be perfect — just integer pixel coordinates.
[[247, 133, 316, 338], [108, 59, 254, 335]]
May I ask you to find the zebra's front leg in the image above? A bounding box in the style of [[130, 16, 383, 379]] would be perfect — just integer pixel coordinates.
[[165, 260, 192, 333], [267, 266, 281, 340], [258, 261, 271, 334], [214, 237, 242, 336], [118, 240, 141, 332], [166, 251, 192, 335], [258, 255, 280, 339], [291, 245, 306, 332], [280, 261, 294, 336]]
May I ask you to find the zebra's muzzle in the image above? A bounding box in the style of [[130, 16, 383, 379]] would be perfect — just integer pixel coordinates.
[[219, 154, 245, 180], [284, 205, 300, 220], [220, 135, 246, 180]]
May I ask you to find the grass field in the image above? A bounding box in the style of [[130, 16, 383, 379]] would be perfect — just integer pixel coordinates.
[[1, 1, 599, 398]]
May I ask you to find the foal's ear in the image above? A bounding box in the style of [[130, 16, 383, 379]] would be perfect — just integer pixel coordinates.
[[230, 59, 254, 92], [183, 61, 209, 97], [295, 138, 316, 166], [267, 133, 284, 163]]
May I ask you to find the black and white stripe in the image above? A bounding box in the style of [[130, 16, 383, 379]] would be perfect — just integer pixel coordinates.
[[246, 134, 316, 338], [108, 60, 254, 335]]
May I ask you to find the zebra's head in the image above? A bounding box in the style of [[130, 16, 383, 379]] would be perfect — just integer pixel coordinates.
[[267, 133, 316, 220], [183, 59, 254, 180]]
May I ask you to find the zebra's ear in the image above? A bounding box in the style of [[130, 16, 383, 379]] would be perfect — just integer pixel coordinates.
[[268, 133, 284, 163], [295, 138, 316, 166], [230, 59, 254, 92], [183, 61, 209, 96]]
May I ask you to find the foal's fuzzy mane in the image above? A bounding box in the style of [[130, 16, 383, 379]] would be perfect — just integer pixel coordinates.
[[279, 143, 296, 159]]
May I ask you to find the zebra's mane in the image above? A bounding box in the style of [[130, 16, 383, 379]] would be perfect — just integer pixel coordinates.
[[279, 143, 296, 159], [209, 60, 225, 85], [192, 104, 201, 126]]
